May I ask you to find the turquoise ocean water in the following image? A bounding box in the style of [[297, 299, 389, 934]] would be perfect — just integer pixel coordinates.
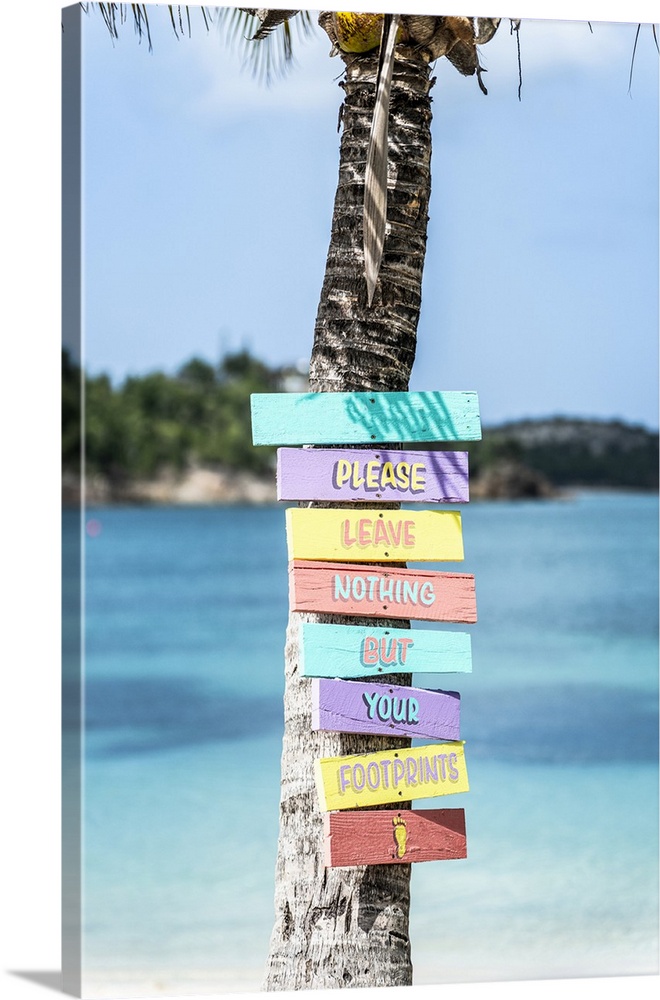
[[79, 494, 659, 994]]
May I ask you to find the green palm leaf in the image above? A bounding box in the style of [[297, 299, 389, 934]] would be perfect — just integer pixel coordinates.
[[83, 4, 313, 81]]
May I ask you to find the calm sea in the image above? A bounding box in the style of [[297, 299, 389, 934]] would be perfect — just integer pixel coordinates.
[[79, 493, 659, 995]]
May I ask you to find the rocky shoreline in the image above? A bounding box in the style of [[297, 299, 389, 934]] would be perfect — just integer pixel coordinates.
[[64, 466, 276, 506], [64, 458, 560, 506]]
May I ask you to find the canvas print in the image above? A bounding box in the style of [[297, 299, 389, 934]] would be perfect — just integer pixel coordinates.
[[62, 5, 659, 998]]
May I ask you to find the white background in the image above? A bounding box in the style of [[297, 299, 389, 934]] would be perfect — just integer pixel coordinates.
[[1, 2, 657, 999]]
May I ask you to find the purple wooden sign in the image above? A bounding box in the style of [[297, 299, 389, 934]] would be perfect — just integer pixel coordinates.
[[311, 678, 461, 741], [277, 447, 469, 503]]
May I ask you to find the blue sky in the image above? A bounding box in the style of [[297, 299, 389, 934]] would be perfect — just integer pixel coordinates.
[[80, 8, 659, 429]]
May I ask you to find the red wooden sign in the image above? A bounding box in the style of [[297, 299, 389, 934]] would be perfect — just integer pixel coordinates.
[[323, 808, 467, 867], [289, 560, 477, 623]]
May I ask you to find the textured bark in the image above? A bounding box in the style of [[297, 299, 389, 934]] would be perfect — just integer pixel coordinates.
[[263, 45, 434, 991]]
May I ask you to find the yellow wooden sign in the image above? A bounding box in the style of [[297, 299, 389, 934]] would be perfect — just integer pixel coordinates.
[[286, 508, 464, 563], [315, 741, 469, 811]]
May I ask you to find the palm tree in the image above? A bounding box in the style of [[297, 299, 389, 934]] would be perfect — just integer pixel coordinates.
[[249, 12, 500, 990]]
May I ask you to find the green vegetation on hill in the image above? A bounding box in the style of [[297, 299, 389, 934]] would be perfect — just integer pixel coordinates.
[[62, 348, 282, 484], [62, 349, 659, 492], [465, 418, 659, 490]]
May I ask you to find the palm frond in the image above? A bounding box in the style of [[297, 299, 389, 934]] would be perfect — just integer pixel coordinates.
[[629, 23, 642, 94], [627, 23, 659, 95], [81, 3, 215, 48], [217, 8, 315, 83], [133, 3, 152, 48], [82, 4, 315, 81], [511, 18, 522, 101], [245, 9, 299, 42]]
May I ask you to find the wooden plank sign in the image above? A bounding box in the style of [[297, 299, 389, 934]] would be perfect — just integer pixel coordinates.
[[311, 678, 460, 740], [251, 391, 481, 446], [300, 622, 472, 678], [289, 561, 477, 623], [315, 741, 469, 810], [323, 808, 467, 867], [277, 447, 469, 503], [285, 508, 464, 563]]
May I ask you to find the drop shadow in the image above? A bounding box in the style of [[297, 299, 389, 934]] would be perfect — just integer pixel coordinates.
[[10, 972, 67, 996]]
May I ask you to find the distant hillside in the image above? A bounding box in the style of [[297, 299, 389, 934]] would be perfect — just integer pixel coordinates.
[[63, 349, 658, 503], [466, 417, 659, 493]]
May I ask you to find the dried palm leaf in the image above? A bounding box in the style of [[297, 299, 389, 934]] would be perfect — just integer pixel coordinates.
[[363, 13, 401, 307]]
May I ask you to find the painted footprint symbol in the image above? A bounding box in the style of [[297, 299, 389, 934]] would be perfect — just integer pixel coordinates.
[[392, 815, 407, 859]]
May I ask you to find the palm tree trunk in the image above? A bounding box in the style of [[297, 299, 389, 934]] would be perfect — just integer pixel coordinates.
[[263, 44, 434, 991]]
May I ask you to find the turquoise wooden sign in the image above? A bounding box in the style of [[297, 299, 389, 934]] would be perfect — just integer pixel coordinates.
[[300, 623, 472, 678], [250, 391, 481, 446]]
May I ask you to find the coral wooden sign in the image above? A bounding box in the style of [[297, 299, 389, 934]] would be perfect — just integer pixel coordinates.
[[277, 447, 469, 503], [285, 508, 464, 563], [300, 622, 472, 678], [250, 390, 481, 445], [311, 678, 460, 740], [315, 742, 469, 810], [289, 561, 477, 623], [323, 808, 467, 867]]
